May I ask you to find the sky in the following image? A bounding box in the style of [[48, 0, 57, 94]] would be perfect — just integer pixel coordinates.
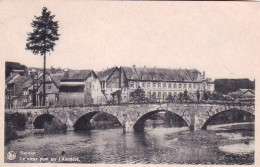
[[1, 0, 260, 80]]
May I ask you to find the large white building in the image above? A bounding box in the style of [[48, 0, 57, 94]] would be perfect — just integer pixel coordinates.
[[97, 65, 215, 103]]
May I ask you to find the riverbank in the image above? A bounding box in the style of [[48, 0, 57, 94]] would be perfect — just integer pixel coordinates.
[[159, 123, 255, 164], [5, 112, 67, 145]]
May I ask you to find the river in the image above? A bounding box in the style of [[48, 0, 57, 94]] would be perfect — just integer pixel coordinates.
[[5, 123, 254, 164]]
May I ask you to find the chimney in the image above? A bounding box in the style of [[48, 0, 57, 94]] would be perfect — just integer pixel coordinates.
[[133, 65, 136, 68], [64, 68, 69, 79], [119, 67, 122, 88], [203, 71, 205, 79]]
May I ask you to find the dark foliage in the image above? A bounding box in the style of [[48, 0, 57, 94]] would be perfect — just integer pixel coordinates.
[[214, 79, 255, 95], [5, 62, 27, 78], [26, 7, 60, 105], [129, 87, 146, 103], [5, 113, 27, 131], [26, 7, 60, 55], [5, 113, 27, 145], [92, 112, 121, 126]]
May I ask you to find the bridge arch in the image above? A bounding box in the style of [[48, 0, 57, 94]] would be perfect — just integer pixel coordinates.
[[33, 114, 58, 129], [133, 110, 190, 133], [201, 109, 255, 130], [73, 111, 122, 131]]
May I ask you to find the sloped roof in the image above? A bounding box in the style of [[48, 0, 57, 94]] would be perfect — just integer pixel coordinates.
[[22, 76, 34, 89], [8, 76, 26, 85], [228, 89, 255, 99], [96, 67, 117, 81], [65, 70, 92, 80], [122, 66, 203, 82], [121, 67, 140, 80], [239, 89, 255, 94], [6, 73, 19, 83], [50, 73, 65, 87]]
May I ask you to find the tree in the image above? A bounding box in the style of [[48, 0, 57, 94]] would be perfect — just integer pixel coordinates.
[[166, 93, 174, 102], [129, 87, 146, 103], [26, 7, 60, 106]]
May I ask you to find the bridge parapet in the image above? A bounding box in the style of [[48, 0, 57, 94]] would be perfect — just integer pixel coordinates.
[[5, 102, 254, 132]]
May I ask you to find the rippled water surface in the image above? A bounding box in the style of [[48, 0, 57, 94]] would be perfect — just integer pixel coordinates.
[[5, 123, 254, 164]]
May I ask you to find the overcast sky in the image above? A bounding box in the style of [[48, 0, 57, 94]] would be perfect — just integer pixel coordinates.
[[1, 0, 260, 80]]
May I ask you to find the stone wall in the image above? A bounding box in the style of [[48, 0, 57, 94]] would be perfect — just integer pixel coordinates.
[[6, 103, 254, 133], [59, 92, 84, 106]]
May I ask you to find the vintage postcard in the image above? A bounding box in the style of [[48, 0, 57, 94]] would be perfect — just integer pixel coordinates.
[[1, 0, 260, 166]]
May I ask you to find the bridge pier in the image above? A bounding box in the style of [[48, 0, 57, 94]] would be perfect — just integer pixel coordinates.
[[122, 114, 134, 133], [123, 121, 134, 133]]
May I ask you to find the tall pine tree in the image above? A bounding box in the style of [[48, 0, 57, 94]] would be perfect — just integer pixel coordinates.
[[26, 7, 60, 106]]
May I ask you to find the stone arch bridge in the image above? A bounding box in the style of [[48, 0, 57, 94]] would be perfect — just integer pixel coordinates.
[[6, 103, 255, 132]]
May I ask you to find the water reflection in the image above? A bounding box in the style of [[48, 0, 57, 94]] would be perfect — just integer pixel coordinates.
[[5, 123, 254, 164]]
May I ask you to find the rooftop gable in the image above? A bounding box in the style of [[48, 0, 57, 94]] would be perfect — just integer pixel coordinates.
[[97, 67, 118, 81]]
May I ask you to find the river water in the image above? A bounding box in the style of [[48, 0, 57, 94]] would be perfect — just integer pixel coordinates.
[[5, 123, 254, 164]]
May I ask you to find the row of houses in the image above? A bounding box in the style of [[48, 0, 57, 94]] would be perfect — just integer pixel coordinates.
[[5, 65, 215, 108]]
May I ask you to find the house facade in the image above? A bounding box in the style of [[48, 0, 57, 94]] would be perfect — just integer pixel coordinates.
[[97, 67, 128, 104], [59, 69, 106, 106], [35, 72, 64, 107]]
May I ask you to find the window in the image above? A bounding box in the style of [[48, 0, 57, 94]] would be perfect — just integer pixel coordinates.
[[163, 92, 166, 99], [194, 83, 196, 89], [163, 83, 166, 89], [23, 91, 28, 96], [174, 83, 176, 89], [147, 92, 151, 98], [142, 82, 145, 88], [203, 82, 206, 89], [184, 84, 187, 89], [153, 92, 156, 97], [158, 83, 161, 89], [189, 84, 191, 89], [147, 83, 150, 88], [153, 83, 156, 88], [168, 83, 171, 89], [158, 92, 161, 98], [130, 82, 134, 88], [179, 84, 182, 89]]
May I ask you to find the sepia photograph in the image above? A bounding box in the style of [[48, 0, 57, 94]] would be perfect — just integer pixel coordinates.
[[1, 0, 259, 165]]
